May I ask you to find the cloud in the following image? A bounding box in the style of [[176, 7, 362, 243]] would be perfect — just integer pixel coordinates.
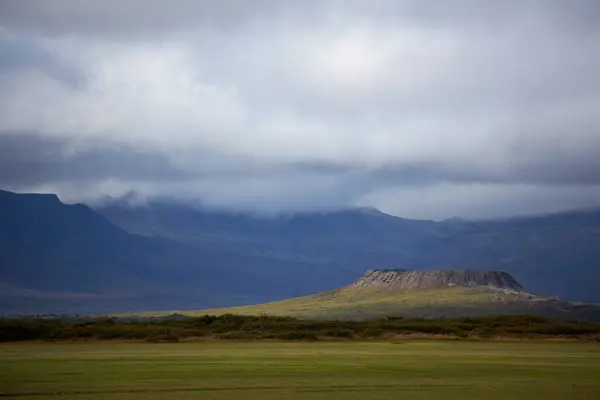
[[0, 35, 83, 86], [362, 183, 600, 220], [0, 1, 599, 218], [0, 132, 191, 185]]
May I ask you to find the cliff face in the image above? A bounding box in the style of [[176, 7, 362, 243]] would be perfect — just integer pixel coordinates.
[[354, 269, 524, 292]]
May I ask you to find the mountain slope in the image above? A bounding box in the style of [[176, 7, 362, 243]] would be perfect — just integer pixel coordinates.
[[97, 200, 437, 264], [186, 269, 600, 321], [0, 190, 353, 314], [97, 200, 600, 302]]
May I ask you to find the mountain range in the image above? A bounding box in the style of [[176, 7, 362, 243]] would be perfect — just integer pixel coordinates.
[[97, 197, 600, 302], [1, 188, 599, 314]]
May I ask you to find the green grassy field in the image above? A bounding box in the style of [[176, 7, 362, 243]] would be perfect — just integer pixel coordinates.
[[194, 286, 526, 318], [128, 285, 600, 321], [1, 341, 599, 399], [122, 286, 532, 319]]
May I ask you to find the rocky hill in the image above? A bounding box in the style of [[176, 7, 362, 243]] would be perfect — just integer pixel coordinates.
[[182, 269, 600, 322], [355, 269, 523, 292]]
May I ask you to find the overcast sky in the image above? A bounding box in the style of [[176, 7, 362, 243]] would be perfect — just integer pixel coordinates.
[[1, 0, 599, 219]]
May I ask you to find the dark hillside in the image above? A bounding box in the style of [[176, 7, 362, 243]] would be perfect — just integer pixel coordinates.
[[0, 190, 353, 313]]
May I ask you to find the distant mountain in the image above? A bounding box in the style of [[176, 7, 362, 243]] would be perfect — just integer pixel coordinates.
[[97, 199, 600, 302], [0, 190, 353, 314], [2, 189, 600, 314], [184, 269, 600, 322], [96, 199, 437, 265]]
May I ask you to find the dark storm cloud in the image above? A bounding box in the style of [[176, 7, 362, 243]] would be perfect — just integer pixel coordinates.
[[0, 37, 84, 87], [0, 133, 190, 185], [0, 1, 599, 218], [2, 1, 599, 35], [0, 0, 291, 36]]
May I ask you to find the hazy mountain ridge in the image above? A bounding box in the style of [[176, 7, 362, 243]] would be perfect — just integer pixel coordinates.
[[96, 198, 600, 302], [0, 190, 354, 314], [1, 189, 600, 314]]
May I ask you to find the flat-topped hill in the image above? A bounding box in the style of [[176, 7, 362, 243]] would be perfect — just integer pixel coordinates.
[[127, 269, 600, 322], [355, 269, 523, 292]]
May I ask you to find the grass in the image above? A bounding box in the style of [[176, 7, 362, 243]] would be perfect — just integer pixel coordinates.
[[203, 286, 513, 317], [1, 341, 599, 399], [126, 286, 544, 319]]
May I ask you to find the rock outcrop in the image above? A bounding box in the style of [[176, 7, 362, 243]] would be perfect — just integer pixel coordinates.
[[354, 269, 524, 292]]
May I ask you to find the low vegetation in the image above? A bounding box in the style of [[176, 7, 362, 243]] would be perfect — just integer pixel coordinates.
[[2, 314, 600, 342]]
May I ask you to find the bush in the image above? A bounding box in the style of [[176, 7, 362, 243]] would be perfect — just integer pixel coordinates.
[[319, 328, 355, 338], [279, 332, 318, 341], [1, 314, 599, 342]]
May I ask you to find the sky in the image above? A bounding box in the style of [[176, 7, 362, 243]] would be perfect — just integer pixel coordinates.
[[1, 0, 599, 220]]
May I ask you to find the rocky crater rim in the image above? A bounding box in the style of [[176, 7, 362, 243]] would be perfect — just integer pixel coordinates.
[[354, 269, 524, 292]]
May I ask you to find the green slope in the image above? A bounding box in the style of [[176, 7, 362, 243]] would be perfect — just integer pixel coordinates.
[[196, 286, 542, 319], [129, 285, 600, 321]]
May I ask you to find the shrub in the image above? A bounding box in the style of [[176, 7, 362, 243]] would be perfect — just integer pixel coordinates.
[[154, 334, 180, 343], [279, 332, 318, 341], [1, 314, 599, 342]]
